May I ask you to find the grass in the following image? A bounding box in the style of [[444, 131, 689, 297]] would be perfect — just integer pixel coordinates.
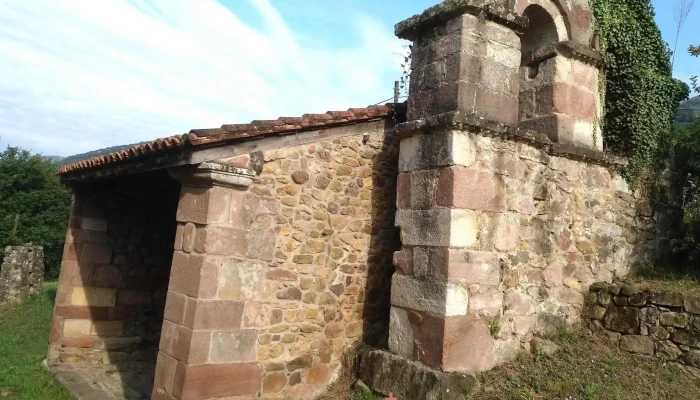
[[473, 329, 700, 400], [628, 263, 700, 296], [0, 282, 71, 400]]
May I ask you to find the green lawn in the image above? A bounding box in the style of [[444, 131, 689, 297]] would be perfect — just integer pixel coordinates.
[[0, 282, 71, 399]]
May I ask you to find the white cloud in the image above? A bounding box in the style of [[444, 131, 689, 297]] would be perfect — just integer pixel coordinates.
[[0, 0, 404, 156]]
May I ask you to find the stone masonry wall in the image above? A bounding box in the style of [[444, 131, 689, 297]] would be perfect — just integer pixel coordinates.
[[0, 244, 44, 310], [49, 171, 180, 365], [588, 283, 700, 372], [390, 130, 652, 371], [154, 121, 398, 400], [230, 126, 399, 399]]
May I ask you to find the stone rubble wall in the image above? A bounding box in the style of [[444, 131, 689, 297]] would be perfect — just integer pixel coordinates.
[[48, 171, 180, 365], [390, 130, 652, 371], [0, 244, 44, 310], [588, 283, 700, 371], [153, 121, 400, 400]]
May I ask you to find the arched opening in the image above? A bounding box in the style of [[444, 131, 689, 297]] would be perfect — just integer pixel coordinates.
[[518, 4, 559, 123], [521, 5, 559, 56]]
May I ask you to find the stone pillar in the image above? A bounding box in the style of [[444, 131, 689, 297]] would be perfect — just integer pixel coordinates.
[[388, 1, 526, 374], [0, 245, 44, 309], [153, 163, 268, 400]]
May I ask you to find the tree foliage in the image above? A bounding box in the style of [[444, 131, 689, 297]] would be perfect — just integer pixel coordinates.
[[0, 147, 71, 279], [691, 44, 699, 94], [591, 0, 689, 182]]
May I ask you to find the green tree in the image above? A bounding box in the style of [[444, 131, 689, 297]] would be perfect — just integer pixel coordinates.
[[0, 146, 71, 279], [691, 44, 699, 93]]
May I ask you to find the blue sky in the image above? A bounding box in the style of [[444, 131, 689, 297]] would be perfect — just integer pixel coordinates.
[[0, 0, 697, 157]]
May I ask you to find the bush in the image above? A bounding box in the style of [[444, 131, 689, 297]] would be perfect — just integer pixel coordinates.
[[0, 147, 71, 279]]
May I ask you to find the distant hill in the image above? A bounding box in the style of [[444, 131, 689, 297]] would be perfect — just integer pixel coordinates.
[[676, 96, 700, 129], [57, 142, 143, 167]]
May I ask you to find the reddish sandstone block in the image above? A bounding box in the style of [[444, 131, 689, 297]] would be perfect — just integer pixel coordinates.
[[182, 299, 244, 330], [176, 186, 231, 224], [194, 226, 247, 257], [62, 242, 80, 262], [436, 167, 505, 212], [59, 261, 94, 287], [417, 314, 496, 373], [396, 173, 411, 209], [168, 252, 218, 299], [151, 389, 176, 400], [209, 330, 258, 363], [262, 372, 287, 393], [175, 362, 263, 400], [174, 224, 184, 252], [164, 292, 187, 324], [182, 223, 196, 253], [154, 352, 179, 394], [307, 364, 330, 386], [266, 268, 298, 281]]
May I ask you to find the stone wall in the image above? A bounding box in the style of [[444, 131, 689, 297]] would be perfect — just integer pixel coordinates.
[[390, 130, 652, 371], [48, 170, 180, 365], [153, 121, 399, 400], [588, 283, 700, 372], [0, 244, 44, 310]]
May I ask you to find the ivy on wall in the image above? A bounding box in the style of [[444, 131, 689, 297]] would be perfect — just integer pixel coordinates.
[[591, 0, 689, 182]]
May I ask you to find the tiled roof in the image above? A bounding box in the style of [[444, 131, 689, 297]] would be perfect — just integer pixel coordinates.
[[57, 104, 396, 175]]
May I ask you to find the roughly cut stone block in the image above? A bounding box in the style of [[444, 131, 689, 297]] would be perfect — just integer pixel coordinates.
[[650, 292, 684, 308], [359, 350, 479, 400], [656, 341, 682, 361], [604, 307, 639, 334], [684, 295, 700, 314], [389, 307, 415, 358], [391, 275, 468, 317], [659, 312, 690, 328], [619, 335, 653, 355], [395, 209, 478, 248], [435, 167, 505, 212], [398, 131, 476, 172]]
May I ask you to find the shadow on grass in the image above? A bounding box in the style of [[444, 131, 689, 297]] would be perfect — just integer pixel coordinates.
[[44, 284, 57, 305]]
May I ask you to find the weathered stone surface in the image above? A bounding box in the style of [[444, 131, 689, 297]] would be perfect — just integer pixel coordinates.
[[660, 312, 690, 328], [650, 292, 684, 308], [619, 335, 654, 355], [685, 295, 700, 314], [391, 275, 468, 317], [649, 326, 670, 341], [530, 338, 560, 357], [656, 341, 682, 361], [389, 307, 414, 358], [395, 209, 478, 248], [0, 245, 45, 309], [359, 350, 479, 400], [398, 131, 476, 172], [604, 307, 639, 334]]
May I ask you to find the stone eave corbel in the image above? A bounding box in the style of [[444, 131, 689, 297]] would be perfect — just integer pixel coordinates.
[[168, 162, 256, 189], [522, 40, 604, 68]]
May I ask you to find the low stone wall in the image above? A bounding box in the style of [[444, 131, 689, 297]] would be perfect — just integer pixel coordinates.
[[588, 283, 700, 370], [0, 244, 44, 310]]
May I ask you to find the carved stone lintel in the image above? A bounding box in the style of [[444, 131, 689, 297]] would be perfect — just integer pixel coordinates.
[[168, 162, 255, 189]]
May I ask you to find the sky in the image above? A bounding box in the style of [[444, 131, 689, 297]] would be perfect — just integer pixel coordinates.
[[0, 0, 697, 157]]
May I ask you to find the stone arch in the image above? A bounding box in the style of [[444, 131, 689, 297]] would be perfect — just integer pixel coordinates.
[[520, 4, 563, 56], [515, 0, 593, 46], [519, 1, 569, 48]]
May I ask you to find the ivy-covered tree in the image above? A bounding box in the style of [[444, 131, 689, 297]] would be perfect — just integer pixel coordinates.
[[591, 0, 689, 181], [0, 146, 71, 278]]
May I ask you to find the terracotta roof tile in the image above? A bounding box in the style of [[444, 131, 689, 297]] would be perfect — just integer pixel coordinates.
[[58, 104, 397, 176]]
